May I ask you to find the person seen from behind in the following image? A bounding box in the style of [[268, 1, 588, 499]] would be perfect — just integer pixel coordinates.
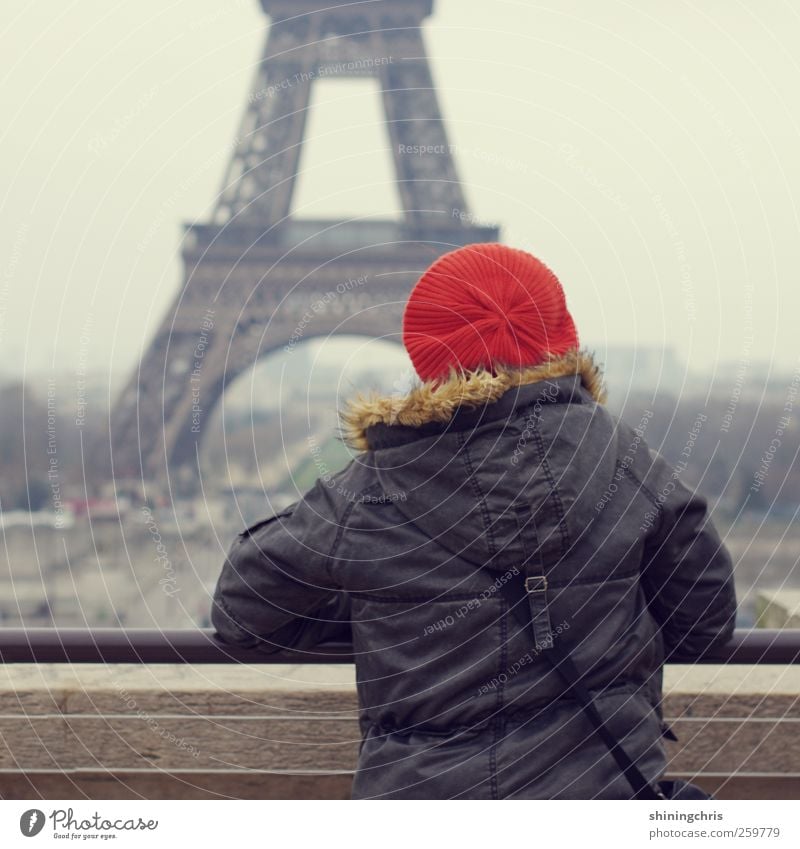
[[211, 243, 737, 799]]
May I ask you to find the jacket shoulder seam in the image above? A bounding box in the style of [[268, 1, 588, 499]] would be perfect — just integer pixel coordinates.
[[617, 461, 665, 538], [324, 481, 381, 582]]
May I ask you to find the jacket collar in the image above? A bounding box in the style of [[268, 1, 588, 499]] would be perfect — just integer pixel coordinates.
[[341, 347, 607, 451]]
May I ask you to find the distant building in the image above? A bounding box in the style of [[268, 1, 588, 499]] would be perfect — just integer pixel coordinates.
[[593, 344, 687, 399]]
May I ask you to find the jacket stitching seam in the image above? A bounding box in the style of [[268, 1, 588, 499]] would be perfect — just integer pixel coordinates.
[[324, 483, 377, 583], [490, 603, 507, 800], [369, 681, 644, 738], [349, 592, 494, 603], [329, 501, 357, 566], [236, 507, 294, 542], [348, 570, 639, 603], [531, 425, 572, 554], [617, 462, 665, 538], [457, 431, 498, 556], [548, 569, 639, 589]]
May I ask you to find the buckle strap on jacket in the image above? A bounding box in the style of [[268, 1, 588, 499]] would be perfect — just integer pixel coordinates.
[[495, 505, 665, 801], [514, 504, 554, 651]]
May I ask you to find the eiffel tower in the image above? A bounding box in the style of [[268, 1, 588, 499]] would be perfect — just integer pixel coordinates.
[[111, 0, 499, 491]]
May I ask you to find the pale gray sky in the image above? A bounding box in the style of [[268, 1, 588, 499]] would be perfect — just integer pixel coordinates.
[[2, 0, 799, 385]]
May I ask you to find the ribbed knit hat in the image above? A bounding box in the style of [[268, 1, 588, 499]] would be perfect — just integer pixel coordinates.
[[402, 243, 579, 382]]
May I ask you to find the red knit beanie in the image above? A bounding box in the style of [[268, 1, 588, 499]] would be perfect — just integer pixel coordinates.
[[402, 243, 579, 382]]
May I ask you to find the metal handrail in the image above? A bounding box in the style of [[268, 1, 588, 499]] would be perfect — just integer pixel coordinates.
[[0, 627, 798, 664]]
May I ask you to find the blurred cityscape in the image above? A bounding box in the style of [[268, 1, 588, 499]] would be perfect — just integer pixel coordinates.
[[0, 340, 798, 631], [1, 0, 798, 638]]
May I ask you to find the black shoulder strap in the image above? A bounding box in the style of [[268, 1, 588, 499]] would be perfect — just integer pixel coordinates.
[[496, 506, 665, 801]]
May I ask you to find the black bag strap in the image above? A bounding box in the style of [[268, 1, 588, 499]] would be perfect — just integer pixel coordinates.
[[495, 505, 665, 801]]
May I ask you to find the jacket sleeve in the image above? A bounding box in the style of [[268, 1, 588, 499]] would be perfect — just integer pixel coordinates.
[[638, 447, 738, 662], [211, 479, 351, 654]]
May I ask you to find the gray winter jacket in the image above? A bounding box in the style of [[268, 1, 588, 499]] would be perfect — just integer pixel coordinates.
[[211, 348, 737, 799]]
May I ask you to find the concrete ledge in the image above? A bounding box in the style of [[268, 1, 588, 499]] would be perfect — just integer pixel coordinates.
[[662, 664, 800, 783], [0, 663, 797, 799], [0, 772, 353, 800], [756, 590, 800, 628]]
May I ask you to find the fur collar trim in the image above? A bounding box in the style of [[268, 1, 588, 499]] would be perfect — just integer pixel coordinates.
[[341, 347, 607, 451]]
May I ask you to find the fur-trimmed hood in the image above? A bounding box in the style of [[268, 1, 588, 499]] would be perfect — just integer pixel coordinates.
[[341, 347, 607, 451]]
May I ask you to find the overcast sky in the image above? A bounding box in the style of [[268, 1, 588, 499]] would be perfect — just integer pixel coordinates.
[[2, 0, 800, 387]]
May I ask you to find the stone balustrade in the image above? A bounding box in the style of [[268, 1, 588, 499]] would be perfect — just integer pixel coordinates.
[[0, 662, 797, 799], [756, 590, 800, 629]]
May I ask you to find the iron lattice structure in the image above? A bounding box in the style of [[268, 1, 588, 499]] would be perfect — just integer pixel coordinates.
[[111, 0, 499, 489]]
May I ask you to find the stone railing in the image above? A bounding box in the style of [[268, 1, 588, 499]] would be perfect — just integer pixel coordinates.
[[0, 629, 798, 800], [756, 590, 800, 629]]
